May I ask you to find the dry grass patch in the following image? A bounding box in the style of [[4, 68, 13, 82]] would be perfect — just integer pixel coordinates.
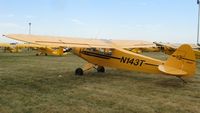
[[0, 52, 200, 113]]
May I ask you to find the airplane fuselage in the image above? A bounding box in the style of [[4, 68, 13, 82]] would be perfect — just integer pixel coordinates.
[[73, 47, 164, 74]]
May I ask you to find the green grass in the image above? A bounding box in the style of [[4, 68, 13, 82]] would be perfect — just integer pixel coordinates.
[[0, 52, 200, 113]]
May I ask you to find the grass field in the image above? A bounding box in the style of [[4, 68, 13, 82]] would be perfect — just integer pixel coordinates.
[[0, 52, 200, 113]]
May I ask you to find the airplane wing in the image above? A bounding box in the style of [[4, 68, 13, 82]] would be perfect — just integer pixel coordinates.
[[3, 34, 156, 49], [154, 42, 200, 49], [0, 43, 50, 48], [16, 43, 52, 48], [3, 34, 112, 48], [111, 40, 156, 48]]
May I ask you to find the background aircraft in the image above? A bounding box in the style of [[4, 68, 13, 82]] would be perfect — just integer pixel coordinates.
[[154, 42, 200, 59], [0, 43, 22, 53], [0, 42, 66, 56]]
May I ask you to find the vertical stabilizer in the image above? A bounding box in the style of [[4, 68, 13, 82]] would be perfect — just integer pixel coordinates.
[[158, 44, 196, 76]]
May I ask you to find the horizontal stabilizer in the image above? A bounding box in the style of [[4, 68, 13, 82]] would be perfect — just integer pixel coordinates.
[[158, 65, 187, 76]]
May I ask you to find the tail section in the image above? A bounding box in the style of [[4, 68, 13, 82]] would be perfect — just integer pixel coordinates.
[[158, 44, 196, 77]]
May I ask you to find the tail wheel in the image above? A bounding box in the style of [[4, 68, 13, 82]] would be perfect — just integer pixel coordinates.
[[45, 53, 48, 56], [75, 68, 84, 76], [36, 53, 39, 56], [97, 66, 105, 73]]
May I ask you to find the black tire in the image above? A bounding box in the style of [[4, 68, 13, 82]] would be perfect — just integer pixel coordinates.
[[45, 53, 48, 56], [36, 53, 39, 56], [75, 68, 83, 76], [97, 66, 105, 73]]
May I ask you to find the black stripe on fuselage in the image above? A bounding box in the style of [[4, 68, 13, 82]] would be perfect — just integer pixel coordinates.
[[172, 55, 195, 62], [80, 51, 121, 60], [144, 63, 159, 66], [182, 58, 196, 62]]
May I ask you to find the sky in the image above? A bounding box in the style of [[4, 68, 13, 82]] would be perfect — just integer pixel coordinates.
[[0, 0, 199, 43]]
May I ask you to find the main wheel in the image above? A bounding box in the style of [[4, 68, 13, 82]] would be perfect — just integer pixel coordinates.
[[75, 68, 83, 76], [97, 66, 105, 73]]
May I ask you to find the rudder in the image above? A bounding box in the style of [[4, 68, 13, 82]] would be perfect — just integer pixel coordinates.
[[158, 44, 196, 77]]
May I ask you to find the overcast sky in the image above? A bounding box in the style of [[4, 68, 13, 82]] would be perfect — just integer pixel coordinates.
[[0, 0, 199, 43]]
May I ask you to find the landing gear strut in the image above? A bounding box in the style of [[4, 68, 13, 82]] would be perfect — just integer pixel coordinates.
[[74, 65, 105, 76]]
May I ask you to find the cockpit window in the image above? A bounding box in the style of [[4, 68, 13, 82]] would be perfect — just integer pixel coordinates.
[[84, 48, 112, 56]]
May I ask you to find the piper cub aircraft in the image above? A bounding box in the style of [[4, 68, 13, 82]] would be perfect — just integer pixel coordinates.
[[33, 46, 64, 56], [0, 43, 22, 53], [0, 42, 65, 56], [154, 42, 200, 59], [3, 34, 196, 82]]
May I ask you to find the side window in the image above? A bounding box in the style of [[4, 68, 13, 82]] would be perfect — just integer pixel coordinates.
[[99, 48, 112, 56], [86, 48, 96, 52], [85, 48, 112, 56]]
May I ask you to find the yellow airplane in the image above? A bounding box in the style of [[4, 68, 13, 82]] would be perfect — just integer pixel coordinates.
[[13, 43, 65, 56], [0, 43, 22, 53], [23, 44, 66, 56], [3, 34, 197, 82], [34, 46, 64, 56], [128, 47, 160, 54], [125, 41, 160, 53], [0, 42, 65, 56], [154, 42, 200, 59]]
